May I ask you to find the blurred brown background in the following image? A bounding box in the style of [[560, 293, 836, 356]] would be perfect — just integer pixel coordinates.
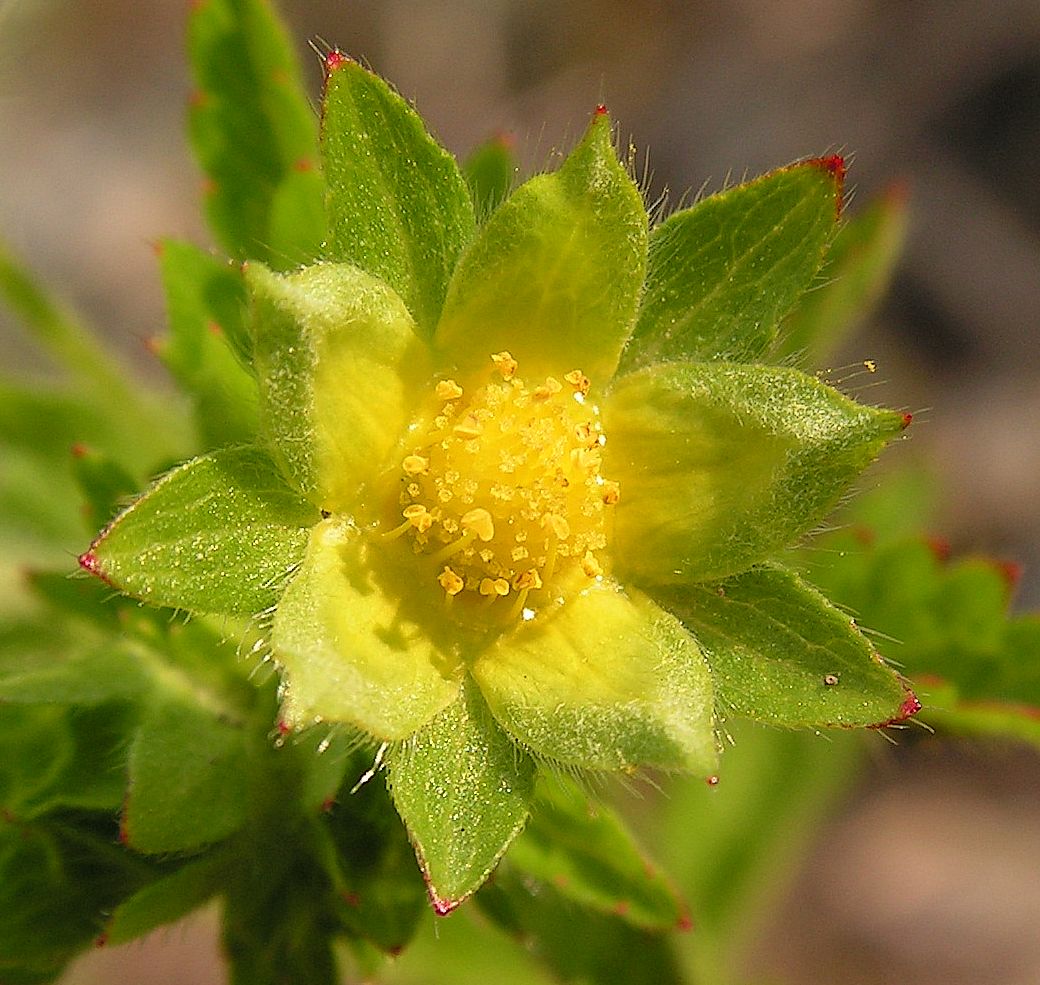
[[1, 1, 1038, 983]]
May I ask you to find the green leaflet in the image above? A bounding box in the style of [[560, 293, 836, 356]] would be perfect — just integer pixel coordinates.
[[435, 109, 647, 385], [477, 868, 686, 985], [83, 446, 317, 616], [803, 529, 1040, 745], [322, 56, 475, 334], [508, 775, 688, 931], [317, 751, 427, 953], [247, 262, 429, 511], [777, 185, 909, 365], [656, 565, 913, 729], [603, 362, 908, 585], [187, 0, 323, 264], [0, 704, 132, 820], [621, 159, 843, 370], [386, 681, 536, 911], [104, 852, 228, 946], [463, 133, 518, 218], [156, 238, 257, 444], [0, 816, 156, 981], [124, 697, 252, 854], [71, 446, 139, 531]]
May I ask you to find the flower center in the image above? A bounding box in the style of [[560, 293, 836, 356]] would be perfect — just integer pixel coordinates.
[[385, 352, 619, 621]]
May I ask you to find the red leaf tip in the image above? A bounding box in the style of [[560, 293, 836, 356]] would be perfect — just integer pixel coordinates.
[[898, 692, 923, 720], [676, 912, 694, 932], [594, 103, 608, 117], [925, 535, 951, 563], [432, 896, 461, 917], [901, 412, 913, 429], [872, 690, 922, 729], [70, 442, 89, 459], [78, 550, 113, 588], [994, 559, 1023, 590], [94, 932, 108, 949], [806, 155, 846, 217], [325, 50, 351, 74]]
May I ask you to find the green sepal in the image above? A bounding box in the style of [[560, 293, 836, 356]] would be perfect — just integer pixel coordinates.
[[103, 851, 228, 946], [473, 581, 717, 774], [187, 0, 322, 264], [656, 564, 914, 728], [247, 261, 430, 511], [604, 362, 907, 585], [386, 680, 536, 911], [156, 238, 257, 443], [83, 446, 317, 616], [621, 158, 843, 370], [123, 697, 252, 854], [476, 866, 686, 985], [273, 517, 463, 739], [322, 56, 475, 334], [463, 133, 517, 217], [434, 109, 647, 385], [777, 185, 909, 365], [71, 445, 139, 530], [508, 775, 688, 931]]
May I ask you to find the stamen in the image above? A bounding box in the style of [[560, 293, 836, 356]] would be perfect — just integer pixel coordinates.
[[491, 351, 518, 379], [438, 566, 464, 596], [389, 355, 618, 620]]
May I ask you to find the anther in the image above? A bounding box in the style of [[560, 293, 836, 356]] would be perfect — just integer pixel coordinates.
[[438, 566, 464, 596], [564, 369, 591, 395], [461, 508, 495, 542], [402, 454, 429, 475], [436, 379, 463, 400], [479, 577, 510, 597], [491, 351, 517, 380]]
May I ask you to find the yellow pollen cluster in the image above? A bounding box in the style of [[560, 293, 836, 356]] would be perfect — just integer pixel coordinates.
[[388, 352, 619, 616]]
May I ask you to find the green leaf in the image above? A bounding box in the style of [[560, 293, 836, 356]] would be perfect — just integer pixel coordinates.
[[187, 0, 322, 264], [104, 852, 228, 946], [463, 133, 517, 217], [83, 446, 318, 616], [777, 185, 909, 365], [156, 238, 257, 444], [473, 582, 716, 774], [124, 697, 251, 854], [386, 681, 536, 911], [316, 751, 426, 952], [508, 775, 688, 931], [603, 362, 908, 585], [322, 56, 475, 334], [435, 109, 647, 385], [477, 867, 686, 985], [247, 261, 430, 511], [620, 158, 844, 370], [0, 816, 156, 981], [656, 565, 914, 728]]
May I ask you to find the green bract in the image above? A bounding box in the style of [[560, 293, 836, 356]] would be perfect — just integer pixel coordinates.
[[82, 54, 916, 910]]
